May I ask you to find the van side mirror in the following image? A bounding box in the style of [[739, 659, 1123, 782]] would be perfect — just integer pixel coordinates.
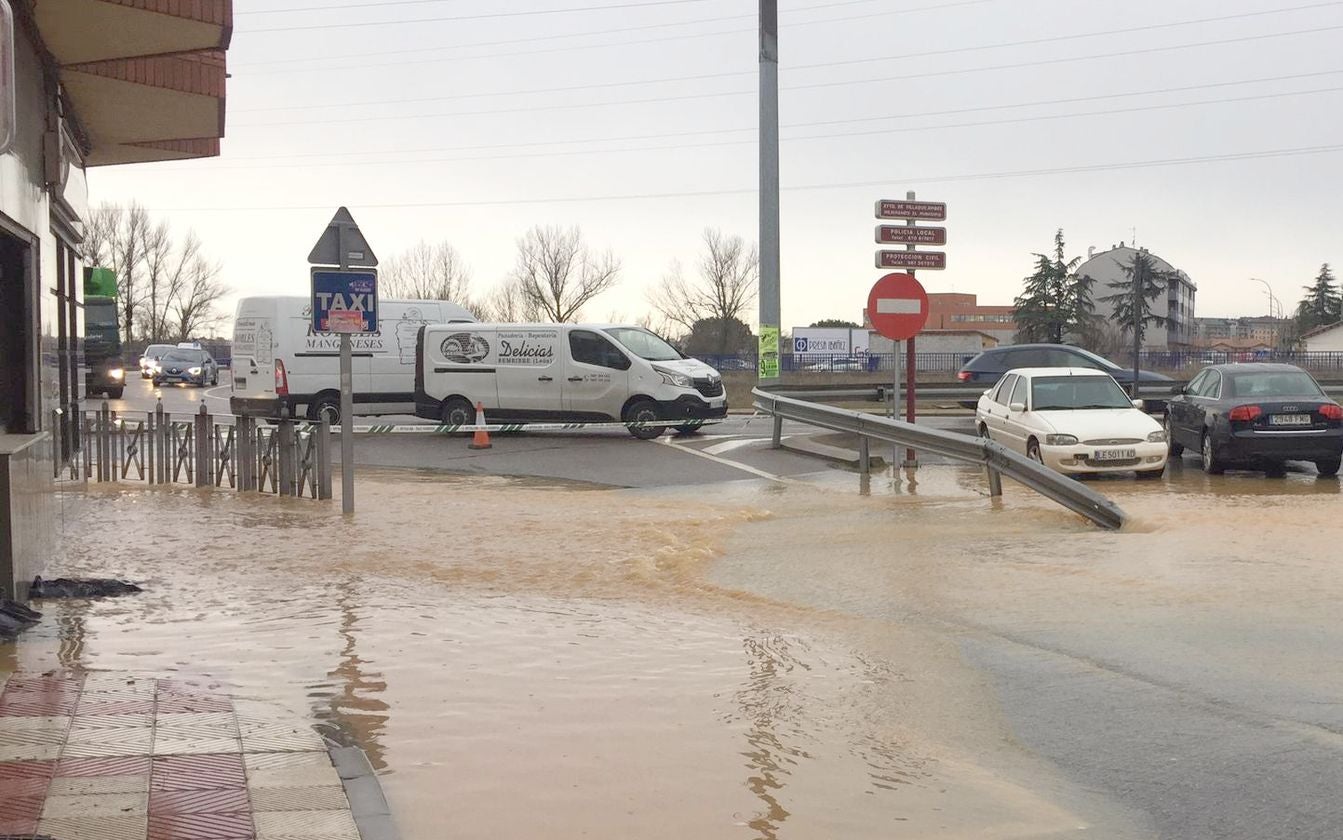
[[1009, 402, 1027, 413]]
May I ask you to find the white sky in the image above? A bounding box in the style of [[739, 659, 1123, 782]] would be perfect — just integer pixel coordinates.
[[88, 0, 1343, 332]]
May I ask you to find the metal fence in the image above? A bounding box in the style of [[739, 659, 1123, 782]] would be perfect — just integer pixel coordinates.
[[751, 388, 1127, 530], [697, 350, 1343, 375], [59, 402, 332, 499]]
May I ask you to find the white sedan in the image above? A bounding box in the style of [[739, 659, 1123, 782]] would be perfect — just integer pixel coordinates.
[[975, 367, 1169, 478]]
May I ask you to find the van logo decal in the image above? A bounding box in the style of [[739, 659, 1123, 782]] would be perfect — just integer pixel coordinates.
[[440, 333, 491, 365]]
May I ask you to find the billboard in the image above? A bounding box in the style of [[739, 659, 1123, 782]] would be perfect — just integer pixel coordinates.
[[792, 328, 869, 357]]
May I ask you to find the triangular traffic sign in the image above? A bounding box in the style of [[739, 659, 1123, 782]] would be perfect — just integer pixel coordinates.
[[308, 206, 379, 267]]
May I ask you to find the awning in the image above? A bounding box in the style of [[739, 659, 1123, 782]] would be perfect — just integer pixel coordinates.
[[31, 0, 232, 166]]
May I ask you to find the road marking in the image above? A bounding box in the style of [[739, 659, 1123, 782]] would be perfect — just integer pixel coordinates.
[[658, 436, 788, 483], [876, 297, 922, 314], [205, 385, 232, 400], [703, 437, 761, 456]]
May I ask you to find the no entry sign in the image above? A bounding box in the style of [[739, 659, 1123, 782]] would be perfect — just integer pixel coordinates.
[[867, 272, 929, 342]]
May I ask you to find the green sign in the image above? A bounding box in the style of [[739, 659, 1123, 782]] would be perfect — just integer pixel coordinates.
[[759, 325, 780, 379], [84, 267, 117, 298]]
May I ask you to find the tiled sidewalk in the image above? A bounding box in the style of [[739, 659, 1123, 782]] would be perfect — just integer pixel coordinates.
[[0, 671, 362, 840]]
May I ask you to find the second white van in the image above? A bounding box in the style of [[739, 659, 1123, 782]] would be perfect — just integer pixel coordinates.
[[230, 295, 476, 423], [414, 323, 726, 438]]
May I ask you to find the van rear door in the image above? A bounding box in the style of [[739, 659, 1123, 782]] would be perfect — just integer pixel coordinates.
[[494, 327, 562, 415], [231, 300, 277, 406]]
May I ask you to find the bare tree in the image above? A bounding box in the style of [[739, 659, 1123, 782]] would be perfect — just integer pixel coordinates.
[[511, 225, 621, 323], [85, 203, 151, 339], [140, 223, 203, 342], [476, 275, 541, 323], [381, 240, 474, 305], [171, 254, 227, 341], [649, 228, 758, 336]]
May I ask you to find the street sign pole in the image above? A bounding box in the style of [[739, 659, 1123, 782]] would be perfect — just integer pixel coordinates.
[[758, 0, 781, 385], [337, 227, 355, 516], [904, 191, 918, 467]]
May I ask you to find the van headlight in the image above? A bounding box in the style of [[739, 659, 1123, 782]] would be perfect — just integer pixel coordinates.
[[188, 367, 203, 376], [1147, 430, 1167, 443], [653, 366, 693, 388], [1045, 434, 1079, 446]]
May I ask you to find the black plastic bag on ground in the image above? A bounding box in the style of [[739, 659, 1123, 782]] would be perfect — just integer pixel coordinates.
[[29, 577, 143, 598], [0, 599, 43, 636]]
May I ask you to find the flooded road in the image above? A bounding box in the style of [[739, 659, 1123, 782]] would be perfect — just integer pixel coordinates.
[[4, 462, 1340, 838]]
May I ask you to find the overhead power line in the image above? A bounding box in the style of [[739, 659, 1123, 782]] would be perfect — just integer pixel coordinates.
[[124, 144, 1343, 213], [231, 24, 1343, 128], [239, 0, 717, 17], [214, 68, 1343, 163], [234, 1, 1343, 114], [134, 85, 1343, 172], [242, 0, 990, 69]]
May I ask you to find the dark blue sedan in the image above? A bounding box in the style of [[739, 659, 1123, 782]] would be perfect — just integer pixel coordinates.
[[956, 344, 1173, 410]]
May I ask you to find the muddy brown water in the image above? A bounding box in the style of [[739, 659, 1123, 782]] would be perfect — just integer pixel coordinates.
[[4, 463, 1337, 838]]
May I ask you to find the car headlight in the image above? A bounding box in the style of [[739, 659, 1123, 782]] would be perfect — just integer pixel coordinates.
[[109, 368, 124, 380], [188, 367, 203, 376], [1147, 431, 1167, 443], [653, 366, 693, 388], [1045, 434, 1080, 446]]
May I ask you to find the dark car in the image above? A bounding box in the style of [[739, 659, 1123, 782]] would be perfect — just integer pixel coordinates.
[[151, 348, 219, 387], [1165, 363, 1343, 476], [956, 344, 1173, 410]]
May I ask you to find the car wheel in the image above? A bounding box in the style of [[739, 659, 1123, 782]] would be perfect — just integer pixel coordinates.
[[107, 387, 124, 400], [1200, 433, 1225, 475], [440, 397, 476, 428], [1135, 467, 1164, 480], [212, 371, 219, 386], [1264, 462, 1289, 479], [152, 378, 162, 387], [1165, 414, 1184, 458], [623, 400, 664, 440], [1315, 457, 1341, 478], [307, 394, 341, 426], [1026, 438, 1044, 464], [977, 422, 990, 438]]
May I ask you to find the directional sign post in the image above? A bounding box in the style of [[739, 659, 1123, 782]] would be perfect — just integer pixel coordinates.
[[309, 207, 379, 516]]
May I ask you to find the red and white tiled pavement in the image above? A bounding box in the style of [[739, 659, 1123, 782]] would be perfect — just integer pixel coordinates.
[[0, 671, 360, 840]]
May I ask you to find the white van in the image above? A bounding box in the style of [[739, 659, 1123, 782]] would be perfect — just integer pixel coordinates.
[[415, 323, 726, 439], [230, 295, 476, 423]]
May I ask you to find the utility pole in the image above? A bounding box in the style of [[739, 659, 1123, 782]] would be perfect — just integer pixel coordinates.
[[758, 0, 781, 385]]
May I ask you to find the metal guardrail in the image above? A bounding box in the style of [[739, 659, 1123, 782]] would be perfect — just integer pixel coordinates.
[[60, 402, 332, 500], [751, 388, 1127, 530]]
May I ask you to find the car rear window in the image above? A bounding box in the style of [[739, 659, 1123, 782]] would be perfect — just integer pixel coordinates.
[[1227, 371, 1322, 398]]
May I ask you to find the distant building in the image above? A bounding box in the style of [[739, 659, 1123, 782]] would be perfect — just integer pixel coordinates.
[[1194, 316, 1287, 349], [923, 294, 1017, 346], [1078, 245, 1197, 349], [1302, 322, 1343, 352]]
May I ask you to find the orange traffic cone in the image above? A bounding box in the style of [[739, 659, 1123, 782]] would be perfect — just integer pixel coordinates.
[[469, 401, 492, 450]]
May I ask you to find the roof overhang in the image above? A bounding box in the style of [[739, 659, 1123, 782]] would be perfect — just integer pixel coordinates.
[[30, 0, 231, 166]]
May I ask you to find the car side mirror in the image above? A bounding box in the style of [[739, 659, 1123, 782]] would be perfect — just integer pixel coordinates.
[[1170, 385, 1185, 395], [1132, 399, 1145, 410], [983, 389, 992, 397], [1009, 402, 1026, 413]]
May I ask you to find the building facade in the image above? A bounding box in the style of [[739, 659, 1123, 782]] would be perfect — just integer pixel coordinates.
[[923, 293, 1017, 345], [1194, 316, 1286, 349], [1, 0, 232, 599], [1078, 245, 1197, 349]]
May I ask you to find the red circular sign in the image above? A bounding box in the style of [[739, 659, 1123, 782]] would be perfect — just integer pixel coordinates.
[[867, 272, 929, 341]]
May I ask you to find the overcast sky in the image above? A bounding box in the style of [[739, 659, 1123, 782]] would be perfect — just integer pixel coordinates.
[[88, 0, 1343, 332]]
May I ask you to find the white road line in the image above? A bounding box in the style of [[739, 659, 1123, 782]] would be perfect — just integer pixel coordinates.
[[702, 437, 761, 456], [204, 385, 232, 400], [658, 436, 789, 483]]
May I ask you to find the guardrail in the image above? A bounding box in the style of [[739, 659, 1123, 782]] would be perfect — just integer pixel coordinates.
[[775, 381, 1343, 405], [62, 402, 332, 499], [751, 388, 1127, 530]]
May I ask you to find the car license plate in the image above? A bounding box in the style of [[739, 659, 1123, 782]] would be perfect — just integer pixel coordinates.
[[1269, 414, 1312, 426], [1094, 448, 1136, 461]]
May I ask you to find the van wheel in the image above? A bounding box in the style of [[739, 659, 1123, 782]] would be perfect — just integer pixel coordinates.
[[307, 394, 341, 426], [624, 400, 664, 440], [675, 423, 703, 435], [440, 397, 475, 428]]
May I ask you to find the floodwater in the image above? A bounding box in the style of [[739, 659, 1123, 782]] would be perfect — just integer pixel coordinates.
[[4, 461, 1340, 839]]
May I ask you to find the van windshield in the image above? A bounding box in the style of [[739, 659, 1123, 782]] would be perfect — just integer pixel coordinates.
[[605, 328, 681, 362]]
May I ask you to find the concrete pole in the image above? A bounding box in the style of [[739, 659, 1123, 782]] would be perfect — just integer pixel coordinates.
[[758, 0, 781, 385]]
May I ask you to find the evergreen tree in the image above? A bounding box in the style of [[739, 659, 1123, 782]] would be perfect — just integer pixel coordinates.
[[1296, 263, 1341, 333], [1013, 230, 1096, 344], [1098, 251, 1176, 347]]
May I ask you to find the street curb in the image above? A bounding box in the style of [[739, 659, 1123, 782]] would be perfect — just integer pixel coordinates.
[[328, 742, 399, 840]]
